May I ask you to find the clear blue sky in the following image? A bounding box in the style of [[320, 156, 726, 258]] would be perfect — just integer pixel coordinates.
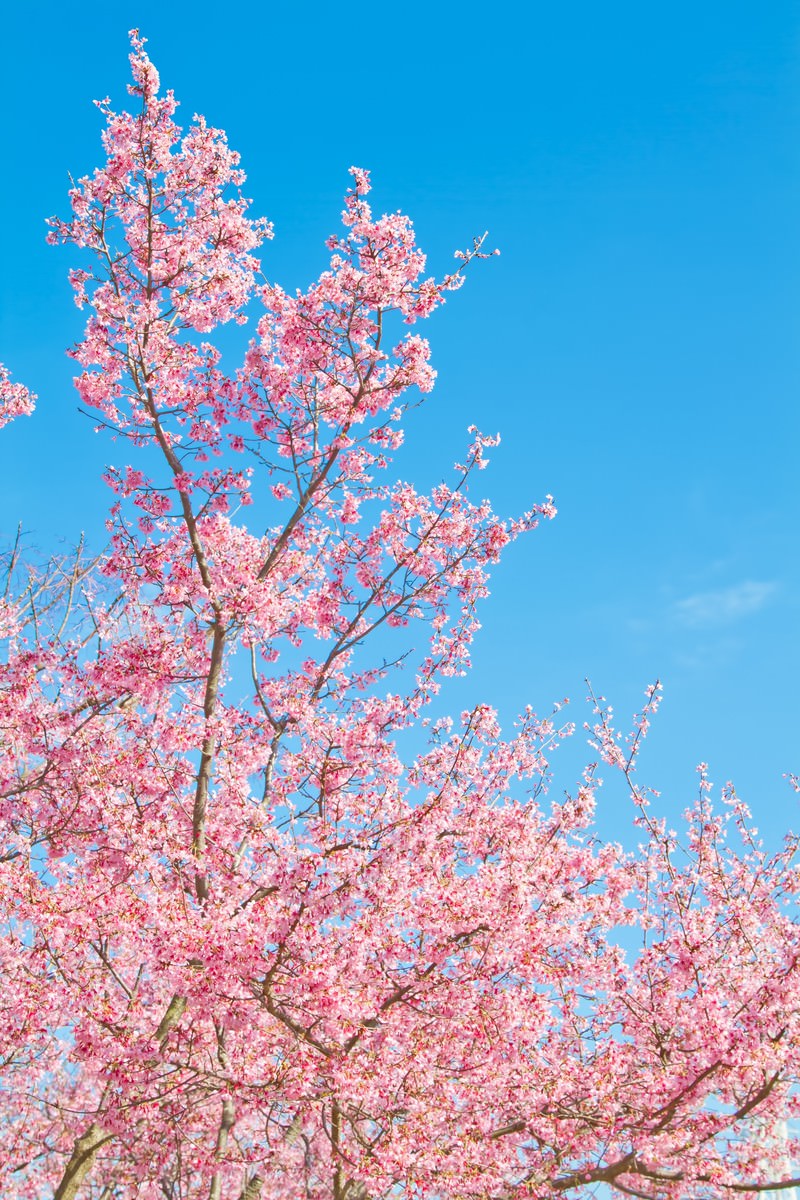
[[2, 2, 798, 846]]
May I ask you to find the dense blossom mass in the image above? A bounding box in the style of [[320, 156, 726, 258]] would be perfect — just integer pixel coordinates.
[[0, 363, 36, 430], [1, 31, 799, 1200]]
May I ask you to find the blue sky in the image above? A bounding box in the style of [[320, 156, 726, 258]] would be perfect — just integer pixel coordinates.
[[1, 2, 798, 847]]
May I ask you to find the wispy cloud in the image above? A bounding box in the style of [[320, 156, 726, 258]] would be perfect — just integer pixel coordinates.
[[672, 581, 777, 629]]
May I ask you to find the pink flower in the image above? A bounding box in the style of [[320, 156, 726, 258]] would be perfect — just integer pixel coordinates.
[[0, 362, 35, 428]]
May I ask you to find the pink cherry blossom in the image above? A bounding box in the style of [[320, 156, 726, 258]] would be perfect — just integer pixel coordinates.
[[0, 361, 35, 428], [1, 32, 799, 1200]]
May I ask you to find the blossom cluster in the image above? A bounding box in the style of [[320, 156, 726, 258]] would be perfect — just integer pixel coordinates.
[[1, 32, 798, 1200]]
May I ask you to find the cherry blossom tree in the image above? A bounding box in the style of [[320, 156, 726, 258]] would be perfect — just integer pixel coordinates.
[[2, 32, 800, 1200]]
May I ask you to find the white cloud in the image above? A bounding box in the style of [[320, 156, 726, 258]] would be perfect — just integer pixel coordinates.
[[672, 580, 777, 628]]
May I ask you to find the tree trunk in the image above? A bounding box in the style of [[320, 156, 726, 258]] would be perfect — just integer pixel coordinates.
[[54, 1123, 113, 1200]]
